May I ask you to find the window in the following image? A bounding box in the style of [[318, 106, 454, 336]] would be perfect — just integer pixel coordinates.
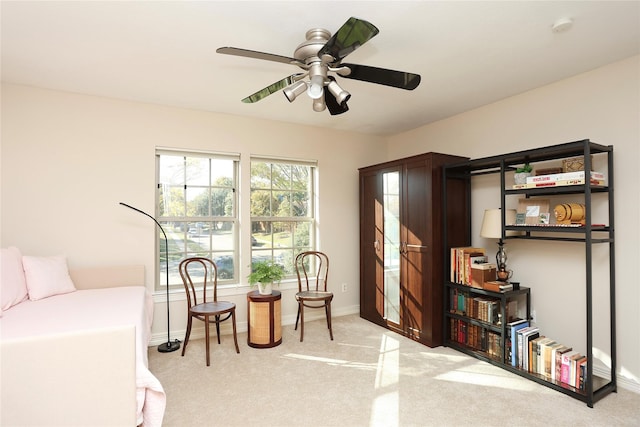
[[156, 149, 239, 289], [250, 158, 316, 276]]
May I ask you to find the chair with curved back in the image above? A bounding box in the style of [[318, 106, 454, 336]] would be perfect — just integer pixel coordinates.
[[179, 257, 239, 366], [294, 251, 333, 342]]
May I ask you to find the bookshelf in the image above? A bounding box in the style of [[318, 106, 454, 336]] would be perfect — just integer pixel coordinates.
[[442, 139, 615, 407]]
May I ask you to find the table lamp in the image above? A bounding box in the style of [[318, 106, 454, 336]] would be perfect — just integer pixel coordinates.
[[480, 208, 517, 281]]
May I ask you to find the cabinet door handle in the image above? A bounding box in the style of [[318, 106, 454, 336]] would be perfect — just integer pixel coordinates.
[[374, 240, 380, 251]]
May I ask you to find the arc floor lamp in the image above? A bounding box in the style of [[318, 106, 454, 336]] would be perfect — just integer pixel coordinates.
[[120, 202, 180, 353]]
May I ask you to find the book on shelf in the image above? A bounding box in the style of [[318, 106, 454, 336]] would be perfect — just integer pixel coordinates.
[[536, 338, 556, 377], [512, 178, 606, 189], [516, 326, 539, 370], [526, 170, 605, 184], [577, 357, 588, 390], [482, 280, 513, 293], [507, 319, 529, 367], [530, 336, 547, 374], [545, 343, 564, 379], [560, 350, 580, 385], [553, 346, 573, 382], [569, 353, 585, 388]]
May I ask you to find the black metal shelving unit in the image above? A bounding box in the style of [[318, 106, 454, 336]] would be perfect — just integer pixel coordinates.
[[442, 139, 616, 407]]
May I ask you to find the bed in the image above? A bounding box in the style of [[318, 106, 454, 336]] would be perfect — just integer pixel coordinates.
[[1, 250, 165, 426]]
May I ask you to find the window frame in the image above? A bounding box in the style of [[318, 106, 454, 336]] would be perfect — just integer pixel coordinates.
[[249, 156, 318, 278], [155, 148, 240, 291]]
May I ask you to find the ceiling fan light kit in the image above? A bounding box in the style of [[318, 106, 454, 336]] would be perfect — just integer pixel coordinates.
[[217, 17, 421, 115]]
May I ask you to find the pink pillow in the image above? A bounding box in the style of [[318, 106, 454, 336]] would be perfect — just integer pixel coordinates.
[[23, 255, 76, 301], [1, 247, 29, 310]]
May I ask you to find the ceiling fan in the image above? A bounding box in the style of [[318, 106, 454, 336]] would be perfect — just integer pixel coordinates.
[[216, 17, 421, 115]]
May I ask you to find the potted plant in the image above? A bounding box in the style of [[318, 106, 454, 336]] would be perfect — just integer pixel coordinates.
[[514, 163, 533, 185], [247, 259, 285, 295]]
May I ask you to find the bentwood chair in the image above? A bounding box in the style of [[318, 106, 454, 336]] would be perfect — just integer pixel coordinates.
[[179, 257, 239, 366], [294, 251, 333, 342]]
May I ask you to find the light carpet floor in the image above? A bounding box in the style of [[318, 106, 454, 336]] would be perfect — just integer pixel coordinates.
[[149, 314, 639, 426]]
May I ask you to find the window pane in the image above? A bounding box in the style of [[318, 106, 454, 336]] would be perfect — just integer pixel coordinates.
[[292, 190, 309, 217], [272, 164, 291, 189], [291, 165, 310, 190], [186, 186, 208, 216], [252, 221, 273, 249], [186, 157, 209, 186], [250, 162, 271, 189], [210, 223, 235, 251], [251, 189, 272, 216], [159, 184, 186, 217], [293, 221, 312, 249], [274, 191, 290, 217], [211, 187, 233, 217], [159, 156, 184, 186], [213, 253, 234, 279]]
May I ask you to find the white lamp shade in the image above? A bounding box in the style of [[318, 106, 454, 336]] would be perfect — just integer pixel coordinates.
[[480, 209, 518, 238]]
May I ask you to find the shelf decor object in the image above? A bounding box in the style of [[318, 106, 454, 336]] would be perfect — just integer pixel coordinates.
[[480, 208, 517, 281]]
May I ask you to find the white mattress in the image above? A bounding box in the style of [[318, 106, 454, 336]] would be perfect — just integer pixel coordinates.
[[0, 286, 165, 426]]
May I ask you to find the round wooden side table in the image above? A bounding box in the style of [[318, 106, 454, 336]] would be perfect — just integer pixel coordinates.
[[247, 290, 282, 348]]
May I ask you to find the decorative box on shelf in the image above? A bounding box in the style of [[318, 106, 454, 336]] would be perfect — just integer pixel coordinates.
[[562, 155, 593, 172], [471, 263, 497, 289]]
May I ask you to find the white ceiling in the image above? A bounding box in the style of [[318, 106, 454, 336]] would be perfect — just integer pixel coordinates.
[[2, 1, 639, 136]]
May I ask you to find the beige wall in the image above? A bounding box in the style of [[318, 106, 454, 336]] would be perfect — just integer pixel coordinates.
[[2, 54, 638, 392], [387, 55, 640, 392]]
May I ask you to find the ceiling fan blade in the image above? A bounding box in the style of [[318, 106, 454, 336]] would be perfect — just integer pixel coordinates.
[[241, 73, 304, 103], [217, 47, 304, 67], [324, 85, 349, 116], [339, 63, 421, 90], [317, 17, 379, 63]]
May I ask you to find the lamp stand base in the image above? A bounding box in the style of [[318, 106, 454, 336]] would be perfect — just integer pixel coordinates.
[[158, 339, 181, 353]]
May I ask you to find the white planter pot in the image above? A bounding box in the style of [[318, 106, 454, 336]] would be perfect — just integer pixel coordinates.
[[514, 172, 531, 185], [258, 282, 272, 295]]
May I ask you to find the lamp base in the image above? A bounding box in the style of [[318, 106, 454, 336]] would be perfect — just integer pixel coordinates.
[[158, 339, 181, 353]]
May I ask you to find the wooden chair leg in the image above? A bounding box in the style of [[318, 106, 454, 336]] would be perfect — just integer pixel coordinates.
[[205, 317, 211, 367], [326, 303, 333, 340], [231, 310, 240, 353], [213, 315, 220, 344], [299, 303, 304, 342], [295, 303, 301, 331], [182, 315, 193, 357]]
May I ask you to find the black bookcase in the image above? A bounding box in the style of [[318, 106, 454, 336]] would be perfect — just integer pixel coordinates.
[[442, 139, 615, 407]]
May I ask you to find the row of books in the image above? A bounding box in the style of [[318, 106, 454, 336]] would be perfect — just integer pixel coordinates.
[[449, 318, 501, 359], [450, 246, 487, 286], [508, 319, 587, 390], [449, 288, 518, 326]]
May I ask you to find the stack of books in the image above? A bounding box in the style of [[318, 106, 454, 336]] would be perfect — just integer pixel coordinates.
[[512, 170, 606, 189]]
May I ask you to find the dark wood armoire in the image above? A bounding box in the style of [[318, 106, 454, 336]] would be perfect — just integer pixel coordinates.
[[359, 152, 469, 347]]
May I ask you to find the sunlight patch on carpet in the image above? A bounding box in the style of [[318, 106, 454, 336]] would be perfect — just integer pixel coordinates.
[[375, 334, 400, 389], [435, 361, 542, 391]]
